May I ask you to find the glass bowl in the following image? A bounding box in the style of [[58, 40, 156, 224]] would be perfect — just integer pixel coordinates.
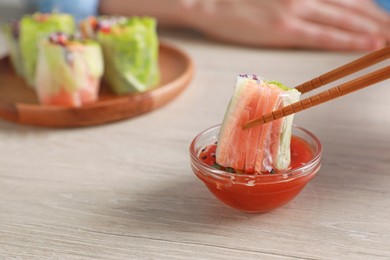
[[190, 125, 322, 213]]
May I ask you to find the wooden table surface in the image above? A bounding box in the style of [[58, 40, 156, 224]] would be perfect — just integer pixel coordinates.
[[0, 30, 389, 260]]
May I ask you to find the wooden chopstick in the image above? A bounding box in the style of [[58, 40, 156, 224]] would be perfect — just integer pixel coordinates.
[[243, 46, 390, 129], [296, 46, 390, 94]]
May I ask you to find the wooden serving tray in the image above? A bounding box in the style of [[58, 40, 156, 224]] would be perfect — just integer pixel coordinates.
[[0, 43, 193, 127]]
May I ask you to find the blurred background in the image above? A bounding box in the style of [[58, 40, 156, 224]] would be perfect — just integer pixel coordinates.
[[0, 0, 100, 23], [0, 0, 389, 56], [0, 0, 389, 24], [0, 0, 99, 57]]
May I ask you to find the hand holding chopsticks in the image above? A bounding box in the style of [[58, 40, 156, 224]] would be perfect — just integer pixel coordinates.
[[243, 46, 390, 129]]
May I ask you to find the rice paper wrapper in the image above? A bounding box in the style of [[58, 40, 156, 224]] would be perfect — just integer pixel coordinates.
[[216, 74, 301, 173], [2, 23, 24, 76], [35, 40, 104, 107], [20, 13, 75, 88], [96, 17, 160, 94]]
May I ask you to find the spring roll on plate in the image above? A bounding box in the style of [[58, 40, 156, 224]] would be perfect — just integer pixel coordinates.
[[35, 32, 104, 107], [81, 16, 160, 94], [20, 13, 75, 88]]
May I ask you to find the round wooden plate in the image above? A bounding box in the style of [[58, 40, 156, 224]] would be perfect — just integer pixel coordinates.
[[0, 43, 194, 127]]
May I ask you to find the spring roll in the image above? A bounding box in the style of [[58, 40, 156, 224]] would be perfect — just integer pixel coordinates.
[[20, 13, 75, 87], [81, 16, 159, 94], [216, 74, 301, 173], [35, 32, 104, 107]]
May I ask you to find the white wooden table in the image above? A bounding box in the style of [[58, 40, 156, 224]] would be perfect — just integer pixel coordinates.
[[0, 30, 389, 259]]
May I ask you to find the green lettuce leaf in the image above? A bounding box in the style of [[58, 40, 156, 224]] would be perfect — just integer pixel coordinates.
[[97, 17, 159, 94], [19, 13, 75, 88], [267, 80, 301, 170]]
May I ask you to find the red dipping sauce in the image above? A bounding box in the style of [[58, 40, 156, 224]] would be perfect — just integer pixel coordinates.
[[190, 125, 322, 213]]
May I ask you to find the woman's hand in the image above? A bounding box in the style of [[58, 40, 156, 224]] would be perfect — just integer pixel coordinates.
[[100, 0, 390, 51], [187, 0, 390, 50]]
